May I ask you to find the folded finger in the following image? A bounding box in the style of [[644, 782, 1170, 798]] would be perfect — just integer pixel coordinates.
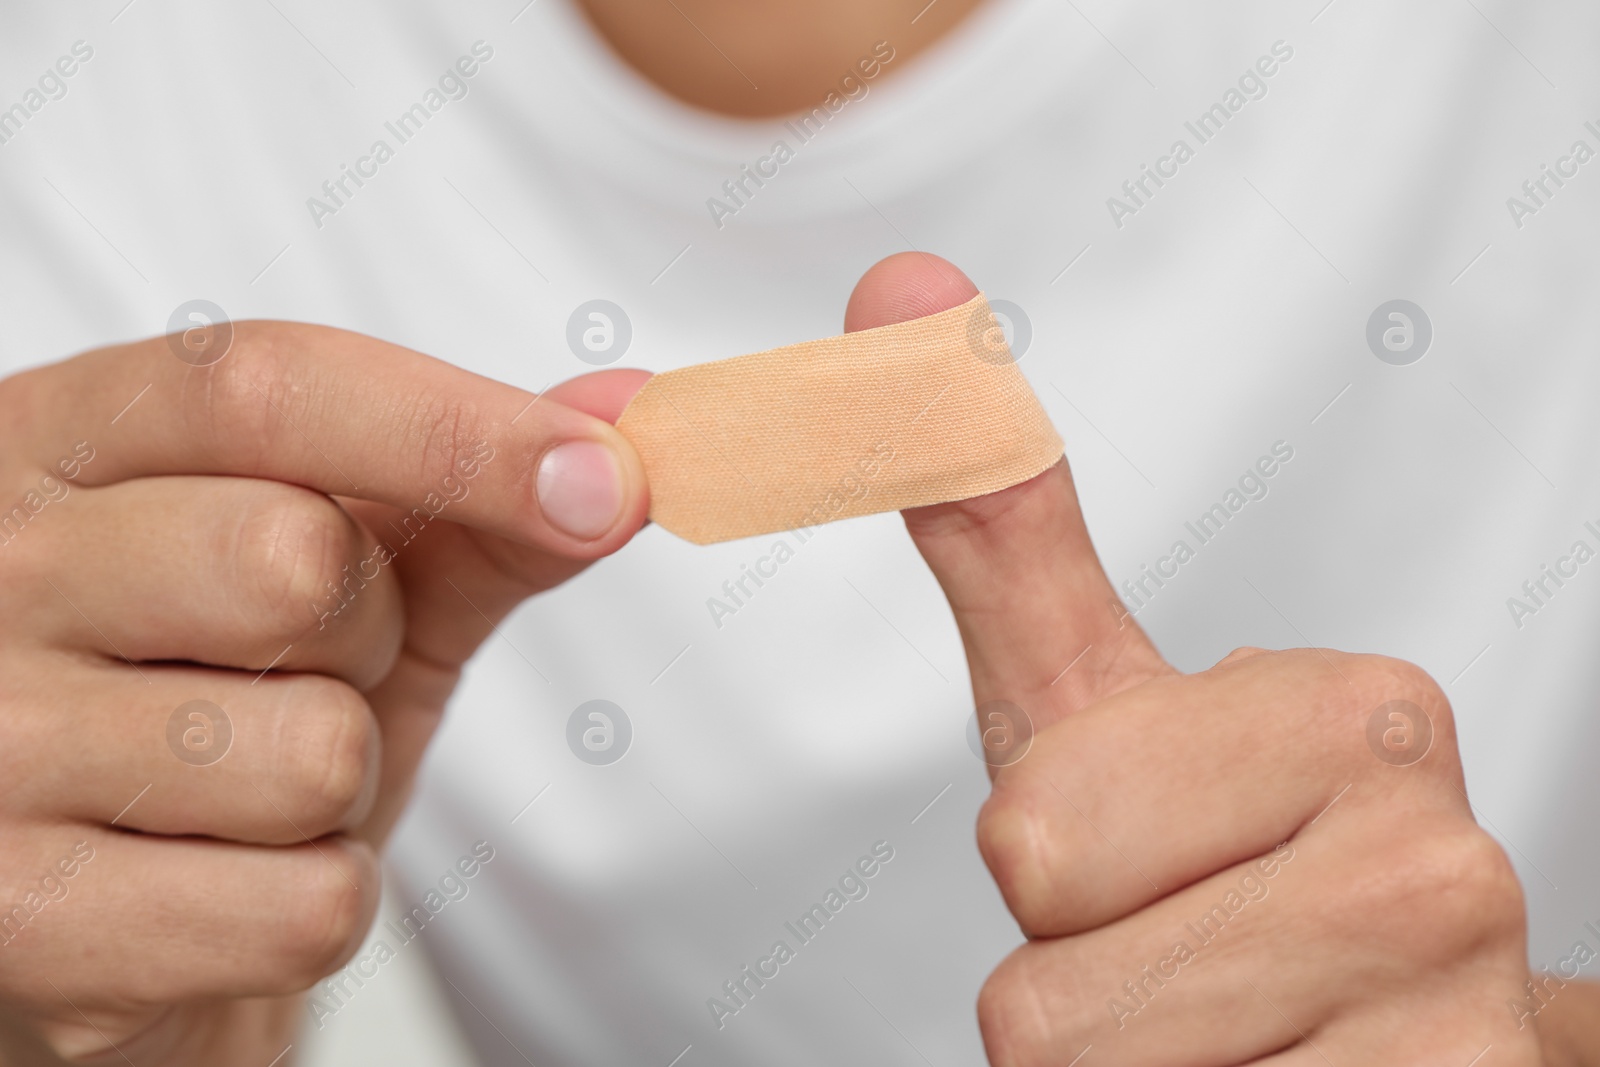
[[0, 825, 376, 1011], [3, 654, 378, 846], [979, 649, 1465, 937], [15, 476, 404, 690], [980, 824, 1527, 1067]]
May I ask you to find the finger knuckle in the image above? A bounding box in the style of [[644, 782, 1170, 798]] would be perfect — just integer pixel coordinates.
[[1425, 828, 1526, 942], [976, 950, 1060, 1067], [277, 676, 378, 832], [976, 785, 1073, 935], [1363, 655, 1450, 718], [1215, 645, 1272, 668], [236, 485, 357, 637], [1356, 827, 1525, 958], [1323, 653, 1456, 757], [197, 322, 305, 454], [280, 843, 377, 985]]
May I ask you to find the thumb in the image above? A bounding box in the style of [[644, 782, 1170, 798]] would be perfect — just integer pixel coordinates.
[[844, 253, 1172, 732]]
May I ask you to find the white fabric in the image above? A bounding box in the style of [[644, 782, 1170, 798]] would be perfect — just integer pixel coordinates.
[[2, 1, 1598, 1063]]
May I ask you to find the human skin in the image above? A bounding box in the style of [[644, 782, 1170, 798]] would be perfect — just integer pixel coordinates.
[[0, 329, 652, 1061], [850, 252, 1600, 1063], [572, 0, 988, 116], [3, 262, 1594, 1065], [3, 1, 1598, 1062]]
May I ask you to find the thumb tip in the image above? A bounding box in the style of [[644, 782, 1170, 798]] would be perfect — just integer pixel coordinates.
[[845, 252, 980, 333]]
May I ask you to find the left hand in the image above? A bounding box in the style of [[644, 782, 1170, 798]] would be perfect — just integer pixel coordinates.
[[844, 253, 1542, 1064], [970, 643, 1536, 1064]]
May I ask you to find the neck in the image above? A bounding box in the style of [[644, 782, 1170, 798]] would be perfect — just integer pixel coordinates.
[[573, 0, 987, 117]]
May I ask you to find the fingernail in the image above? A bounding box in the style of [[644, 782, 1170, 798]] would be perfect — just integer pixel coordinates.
[[536, 441, 625, 540]]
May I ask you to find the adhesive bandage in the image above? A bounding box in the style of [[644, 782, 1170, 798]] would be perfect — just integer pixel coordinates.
[[615, 294, 1063, 545]]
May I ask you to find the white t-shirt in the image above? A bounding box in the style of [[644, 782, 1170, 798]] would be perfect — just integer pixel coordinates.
[[2, 1, 1598, 1063]]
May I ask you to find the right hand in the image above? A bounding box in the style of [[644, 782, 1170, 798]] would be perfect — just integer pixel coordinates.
[[0, 321, 650, 1062]]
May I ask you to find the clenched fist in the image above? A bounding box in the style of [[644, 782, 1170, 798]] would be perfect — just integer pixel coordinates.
[[971, 646, 1533, 1063], [0, 323, 649, 1062]]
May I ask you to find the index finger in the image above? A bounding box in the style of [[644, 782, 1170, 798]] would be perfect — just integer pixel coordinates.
[[8, 321, 650, 557], [978, 649, 1463, 939]]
